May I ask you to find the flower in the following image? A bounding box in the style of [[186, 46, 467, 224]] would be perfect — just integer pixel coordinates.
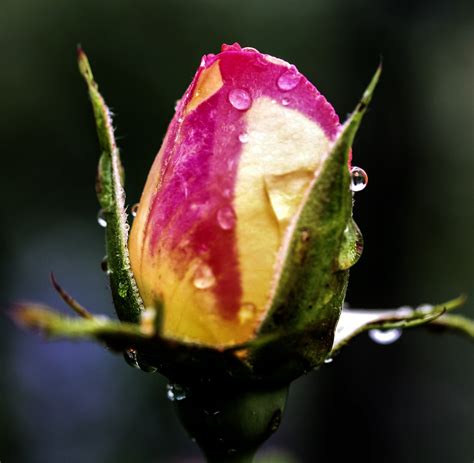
[[129, 43, 349, 348]]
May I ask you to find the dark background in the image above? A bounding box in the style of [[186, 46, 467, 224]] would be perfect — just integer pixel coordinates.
[[1, 0, 473, 462]]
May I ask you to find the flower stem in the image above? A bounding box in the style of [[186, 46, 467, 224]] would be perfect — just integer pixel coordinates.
[[172, 382, 289, 463]]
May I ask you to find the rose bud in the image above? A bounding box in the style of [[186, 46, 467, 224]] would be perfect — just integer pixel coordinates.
[[129, 43, 360, 354]]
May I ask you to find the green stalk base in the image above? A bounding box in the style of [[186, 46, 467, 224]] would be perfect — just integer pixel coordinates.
[[173, 382, 289, 463]]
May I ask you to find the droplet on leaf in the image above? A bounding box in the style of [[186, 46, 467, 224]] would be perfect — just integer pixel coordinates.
[[368, 328, 402, 345]]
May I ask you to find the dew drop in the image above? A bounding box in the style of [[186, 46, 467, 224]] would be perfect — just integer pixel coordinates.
[[242, 46, 259, 53], [350, 166, 368, 192], [97, 209, 107, 227], [136, 356, 158, 373], [277, 70, 301, 91], [368, 328, 402, 345], [166, 383, 187, 401], [118, 281, 128, 298], [223, 188, 232, 199], [100, 256, 109, 273], [174, 99, 181, 111], [228, 88, 252, 111], [193, 263, 216, 289], [131, 203, 140, 217], [217, 206, 236, 230], [324, 357, 333, 364], [282, 97, 290, 106], [238, 302, 257, 324], [123, 349, 139, 369], [238, 132, 249, 143]]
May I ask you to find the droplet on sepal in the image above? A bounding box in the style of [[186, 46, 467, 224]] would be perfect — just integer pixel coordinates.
[[124, 349, 139, 369], [217, 206, 236, 230], [350, 166, 368, 192], [337, 219, 364, 270], [368, 328, 402, 345], [100, 256, 109, 273], [97, 209, 107, 227], [131, 203, 139, 217], [277, 69, 301, 91], [228, 88, 252, 111], [166, 383, 187, 401], [193, 263, 216, 289]]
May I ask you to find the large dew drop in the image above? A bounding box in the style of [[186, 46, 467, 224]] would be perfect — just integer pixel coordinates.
[[350, 166, 368, 192], [228, 88, 252, 111], [193, 263, 216, 289], [217, 206, 236, 230], [277, 70, 301, 91], [368, 328, 402, 345]]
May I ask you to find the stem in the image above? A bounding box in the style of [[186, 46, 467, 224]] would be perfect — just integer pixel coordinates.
[[172, 382, 289, 463]]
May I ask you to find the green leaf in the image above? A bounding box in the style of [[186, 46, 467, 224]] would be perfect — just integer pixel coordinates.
[[78, 48, 144, 323], [330, 295, 472, 357]]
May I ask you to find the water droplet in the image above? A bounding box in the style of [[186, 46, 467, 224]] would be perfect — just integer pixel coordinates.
[[97, 209, 107, 227], [268, 409, 282, 433], [178, 116, 184, 123], [277, 70, 301, 91], [193, 263, 216, 289], [228, 88, 252, 111], [124, 349, 139, 369], [100, 256, 109, 273], [242, 46, 259, 53], [223, 188, 232, 199], [131, 203, 139, 217], [217, 206, 236, 230], [174, 99, 181, 111], [368, 328, 402, 345], [282, 97, 290, 106], [118, 281, 128, 298], [166, 383, 187, 401], [324, 357, 333, 364], [136, 355, 158, 373], [238, 132, 249, 143], [238, 302, 257, 324], [350, 166, 368, 192]]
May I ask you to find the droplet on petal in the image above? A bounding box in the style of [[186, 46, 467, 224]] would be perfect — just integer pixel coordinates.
[[217, 206, 236, 230], [193, 263, 216, 289], [277, 69, 301, 91], [228, 88, 252, 111], [368, 328, 402, 345], [238, 302, 257, 324], [350, 166, 368, 192], [238, 132, 249, 143], [282, 97, 290, 106]]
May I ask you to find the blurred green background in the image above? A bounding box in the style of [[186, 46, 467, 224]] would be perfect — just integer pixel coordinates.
[[1, 0, 473, 462]]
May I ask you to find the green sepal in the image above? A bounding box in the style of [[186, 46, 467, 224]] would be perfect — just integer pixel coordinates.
[[78, 48, 144, 323], [330, 295, 472, 357], [253, 66, 381, 375]]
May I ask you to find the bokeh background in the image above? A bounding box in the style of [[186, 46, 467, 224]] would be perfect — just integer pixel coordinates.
[[1, 0, 473, 462]]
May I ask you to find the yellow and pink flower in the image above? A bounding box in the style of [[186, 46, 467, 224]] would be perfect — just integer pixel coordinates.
[[129, 43, 346, 348]]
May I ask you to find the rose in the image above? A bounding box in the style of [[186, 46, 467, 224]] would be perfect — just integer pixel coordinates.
[[128, 43, 363, 356]]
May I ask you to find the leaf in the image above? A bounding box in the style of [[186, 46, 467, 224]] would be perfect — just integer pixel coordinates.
[[78, 48, 144, 323], [330, 295, 472, 356]]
